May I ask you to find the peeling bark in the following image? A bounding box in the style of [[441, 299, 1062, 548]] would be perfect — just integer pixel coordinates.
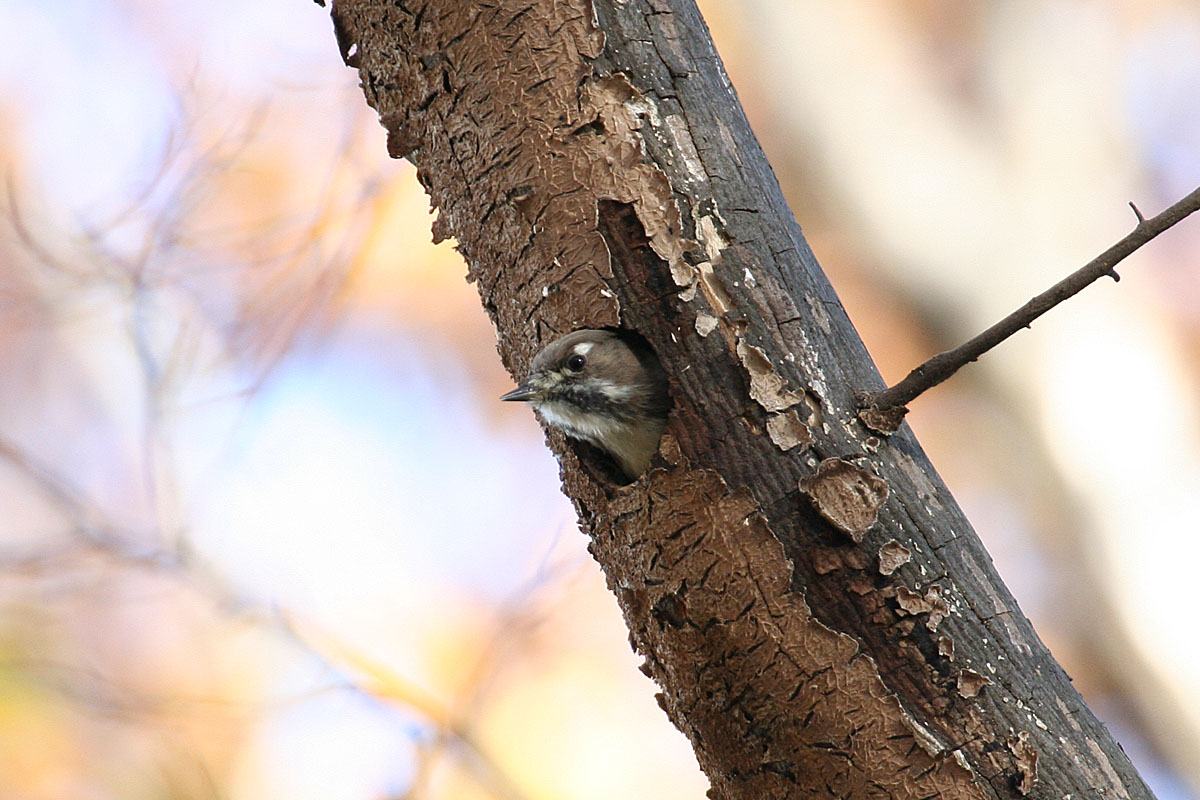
[[799, 458, 890, 542], [878, 540, 913, 576], [325, 1, 1158, 798]]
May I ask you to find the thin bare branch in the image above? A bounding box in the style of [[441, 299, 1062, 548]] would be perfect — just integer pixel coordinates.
[[862, 185, 1200, 426], [276, 612, 535, 800]]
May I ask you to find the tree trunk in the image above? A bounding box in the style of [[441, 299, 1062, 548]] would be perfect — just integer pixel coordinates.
[[325, 1, 1156, 798]]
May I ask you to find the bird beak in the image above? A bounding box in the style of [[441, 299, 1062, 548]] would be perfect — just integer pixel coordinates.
[[500, 383, 539, 402]]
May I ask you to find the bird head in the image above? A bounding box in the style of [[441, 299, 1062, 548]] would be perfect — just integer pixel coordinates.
[[501, 329, 670, 480]]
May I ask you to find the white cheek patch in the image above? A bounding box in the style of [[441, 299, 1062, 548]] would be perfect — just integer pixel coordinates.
[[591, 379, 634, 402], [535, 400, 622, 444]]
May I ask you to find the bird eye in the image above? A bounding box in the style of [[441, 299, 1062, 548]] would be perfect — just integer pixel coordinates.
[[566, 353, 586, 372]]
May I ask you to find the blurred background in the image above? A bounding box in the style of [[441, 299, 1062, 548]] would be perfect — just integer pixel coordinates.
[[0, 0, 1197, 798]]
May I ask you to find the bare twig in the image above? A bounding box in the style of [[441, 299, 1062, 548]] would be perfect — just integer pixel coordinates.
[[276, 611, 535, 800], [861, 185, 1200, 429]]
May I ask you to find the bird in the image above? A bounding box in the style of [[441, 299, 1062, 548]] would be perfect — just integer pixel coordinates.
[[500, 329, 671, 481]]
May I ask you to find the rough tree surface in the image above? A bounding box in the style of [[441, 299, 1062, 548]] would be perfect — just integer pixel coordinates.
[[326, 1, 1156, 798]]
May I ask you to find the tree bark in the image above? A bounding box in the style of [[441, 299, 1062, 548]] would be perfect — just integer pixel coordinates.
[[325, 1, 1157, 798]]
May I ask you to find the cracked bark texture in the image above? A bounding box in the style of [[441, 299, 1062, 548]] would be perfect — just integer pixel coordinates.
[[325, 1, 1156, 798]]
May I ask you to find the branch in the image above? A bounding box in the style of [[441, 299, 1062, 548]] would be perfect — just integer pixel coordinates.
[[329, 0, 1168, 795], [861, 185, 1200, 429]]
